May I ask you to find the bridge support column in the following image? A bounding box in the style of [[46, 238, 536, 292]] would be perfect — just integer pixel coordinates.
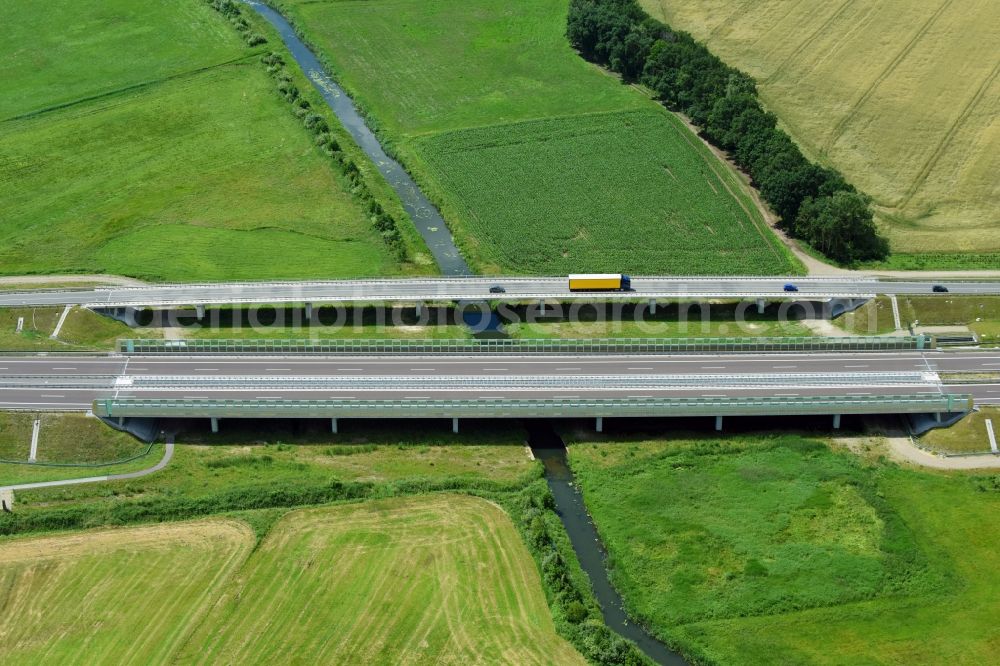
[[833, 414, 841, 430], [331, 417, 338, 434], [596, 416, 603, 433], [415, 303, 422, 317], [305, 303, 313, 321], [756, 298, 766, 314], [648, 299, 656, 315], [452, 417, 459, 434], [117, 417, 124, 427], [935, 412, 943, 423], [715, 416, 723, 431], [195, 304, 205, 320], [211, 417, 219, 434], [537, 299, 546, 315]]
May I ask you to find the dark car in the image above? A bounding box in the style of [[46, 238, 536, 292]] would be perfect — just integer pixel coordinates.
[[488, 285, 506, 294], [783, 283, 799, 292], [932, 284, 949, 293]]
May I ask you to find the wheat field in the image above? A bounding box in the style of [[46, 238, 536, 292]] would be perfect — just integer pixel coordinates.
[[642, 0, 1000, 258]]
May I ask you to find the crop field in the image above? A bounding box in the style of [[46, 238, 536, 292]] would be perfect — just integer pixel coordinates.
[[179, 495, 584, 665], [420, 110, 795, 274], [279, 0, 797, 275], [1, 0, 406, 281], [0, 520, 253, 664], [641, 0, 1000, 263], [568, 433, 1000, 663]]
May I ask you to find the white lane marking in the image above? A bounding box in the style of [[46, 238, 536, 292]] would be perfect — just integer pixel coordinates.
[[483, 367, 509, 371], [773, 365, 797, 369], [701, 394, 726, 397], [265, 368, 291, 372], [410, 368, 436, 371], [628, 367, 654, 371], [557, 367, 582, 371], [404, 396, 430, 399], [52, 367, 77, 371], [337, 368, 363, 371], [40, 394, 64, 398], [774, 393, 800, 396], [845, 364, 870, 368], [702, 366, 726, 369], [256, 396, 283, 400], [847, 392, 871, 395], [194, 368, 219, 371], [628, 395, 653, 398], [553, 395, 579, 399]]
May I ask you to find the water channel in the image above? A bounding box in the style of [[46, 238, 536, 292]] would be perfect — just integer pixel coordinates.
[[528, 421, 689, 666], [247, 3, 678, 660], [245, 1, 471, 276]]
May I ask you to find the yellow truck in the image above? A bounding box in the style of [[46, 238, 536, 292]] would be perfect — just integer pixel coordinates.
[[567, 273, 632, 291]]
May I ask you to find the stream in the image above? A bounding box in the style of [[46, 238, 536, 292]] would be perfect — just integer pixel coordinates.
[[246, 3, 678, 660], [528, 421, 689, 666], [245, 1, 471, 276]]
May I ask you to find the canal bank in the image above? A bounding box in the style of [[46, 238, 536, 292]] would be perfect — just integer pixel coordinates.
[[245, 1, 471, 276], [528, 421, 689, 666]]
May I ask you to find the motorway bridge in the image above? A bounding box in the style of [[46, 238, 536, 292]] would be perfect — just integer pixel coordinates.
[[2, 276, 1000, 310], [1, 343, 995, 432]]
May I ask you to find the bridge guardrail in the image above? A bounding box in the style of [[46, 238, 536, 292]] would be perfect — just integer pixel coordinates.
[[117, 335, 933, 355], [94, 393, 972, 419]]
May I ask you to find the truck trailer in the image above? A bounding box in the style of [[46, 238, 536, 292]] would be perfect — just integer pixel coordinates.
[[567, 274, 631, 291]]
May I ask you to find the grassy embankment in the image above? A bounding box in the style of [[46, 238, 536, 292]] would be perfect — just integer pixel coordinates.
[[0, 497, 583, 664], [836, 295, 1000, 343], [274, 0, 800, 276], [919, 407, 1000, 454], [568, 430, 1000, 663], [0, 0, 426, 281], [0, 414, 160, 485], [641, 0, 1000, 269]]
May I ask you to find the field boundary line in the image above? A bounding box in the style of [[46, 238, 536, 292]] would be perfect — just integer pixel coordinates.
[[765, 0, 856, 84], [2, 54, 261, 124], [900, 56, 1000, 208], [822, 0, 955, 153], [706, 0, 757, 40]]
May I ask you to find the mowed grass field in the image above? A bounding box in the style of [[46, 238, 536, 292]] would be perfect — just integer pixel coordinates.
[[0, 0, 406, 280], [568, 433, 1000, 663], [279, 0, 798, 275], [0, 520, 253, 664], [642, 0, 1000, 264], [181, 495, 584, 665]]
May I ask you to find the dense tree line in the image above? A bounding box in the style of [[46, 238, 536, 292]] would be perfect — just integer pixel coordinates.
[[567, 0, 888, 264]]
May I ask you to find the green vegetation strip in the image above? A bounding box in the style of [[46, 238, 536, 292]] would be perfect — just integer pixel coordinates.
[[118, 335, 931, 354]]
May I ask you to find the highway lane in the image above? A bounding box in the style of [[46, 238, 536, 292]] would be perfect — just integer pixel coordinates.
[[0, 351, 999, 376], [3, 276, 1000, 308]]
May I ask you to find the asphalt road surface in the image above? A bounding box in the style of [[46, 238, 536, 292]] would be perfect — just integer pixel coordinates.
[[0, 350, 996, 410], [2, 276, 1000, 308]]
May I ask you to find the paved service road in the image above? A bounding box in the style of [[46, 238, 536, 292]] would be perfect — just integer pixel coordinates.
[[0, 350, 996, 410], [2, 276, 1000, 308]]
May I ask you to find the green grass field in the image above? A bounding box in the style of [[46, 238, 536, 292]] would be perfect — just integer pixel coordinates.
[[278, 0, 798, 275], [0, 307, 158, 351], [641, 0, 1000, 264], [0, 0, 410, 280], [180, 495, 584, 664], [919, 407, 999, 454], [0, 520, 253, 664], [568, 432, 1000, 663], [419, 110, 794, 274]]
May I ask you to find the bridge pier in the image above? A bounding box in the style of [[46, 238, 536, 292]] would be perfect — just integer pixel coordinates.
[[833, 414, 841, 429], [195, 304, 206, 320], [331, 417, 338, 434], [756, 298, 766, 314], [596, 416, 603, 433], [715, 416, 723, 431], [305, 302, 314, 321], [452, 417, 459, 434], [648, 299, 656, 315], [415, 302, 422, 317], [211, 417, 219, 433]]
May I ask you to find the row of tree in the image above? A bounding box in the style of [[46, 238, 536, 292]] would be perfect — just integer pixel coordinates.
[[567, 0, 888, 264]]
